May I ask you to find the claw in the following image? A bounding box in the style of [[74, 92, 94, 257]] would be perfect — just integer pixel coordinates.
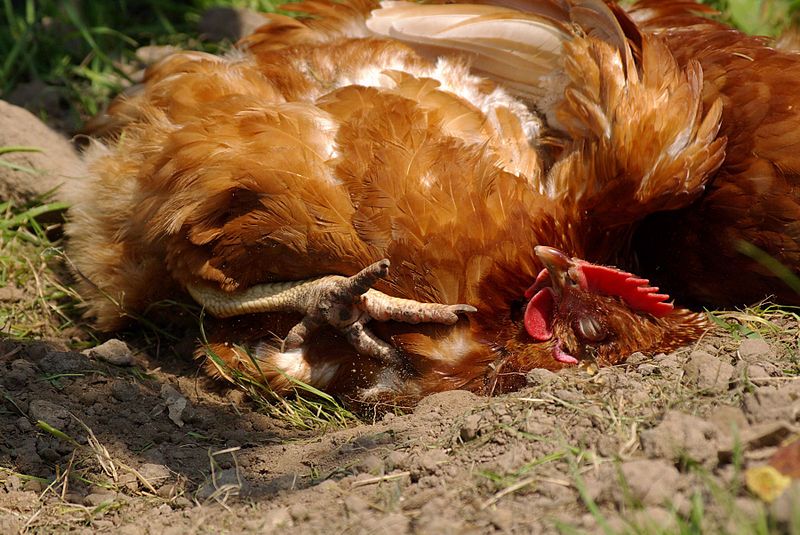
[[187, 258, 476, 365], [339, 259, 391, 298]]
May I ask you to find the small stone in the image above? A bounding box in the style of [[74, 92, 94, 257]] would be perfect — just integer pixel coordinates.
[[382, 412, 396, 423], [637, 363, 659, 376], [385, 450, 410, 471], [225, 389, 248, 404], [708, 405, 749, 437], [22, 479, 43, 493], [28, 399, 70, 429], [157, 483, 180, 500], [138, 463, 170, 486], [84, 339, 134, 366], [526, 368, 559, 386], [6, 359, 37, 385], [160, 384, 187, 427], [118, 472, 139, 492], [416, 449, 449, 474], [684, 350, 734, 392], [620, 460, 683, 506], [37, 447, 61, 463], [626, 352, 650, 365], [63, 492, 84, 504], [743, 381, 800, 422], [0, 286, 25, 302], [652, 353, 682, 380], [744, 364, 771, 384], [4, 474, 21, 491], [640, 410, 719, 466], [84, 492, 115, 507], [460, 414, 482, 442], [16, 417, 32, 432], [0, 100, 84, 204], [553, 388, 581, 402], [738, 339, 771, 362], [357, 455, 384, 476], [173, 497, 192, 509], [111, 380, 140, 402], [37, 351, 87, 375]]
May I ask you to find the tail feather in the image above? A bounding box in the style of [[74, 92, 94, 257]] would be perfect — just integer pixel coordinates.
[[367, 1, 570, 101], [549, 35, 726, 228]]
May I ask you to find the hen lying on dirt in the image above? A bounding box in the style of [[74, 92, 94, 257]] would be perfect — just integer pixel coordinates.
[[68, 0, 727, 404]]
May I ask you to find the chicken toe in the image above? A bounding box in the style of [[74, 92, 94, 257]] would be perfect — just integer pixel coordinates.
[[186, 259, 476, 364]]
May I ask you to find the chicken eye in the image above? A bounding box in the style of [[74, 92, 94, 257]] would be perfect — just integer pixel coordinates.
[[564, 268, 581, 288], [575, 316, 606, 342]]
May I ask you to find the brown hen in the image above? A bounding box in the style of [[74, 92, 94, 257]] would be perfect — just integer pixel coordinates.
[[67, 0, 722, 404]]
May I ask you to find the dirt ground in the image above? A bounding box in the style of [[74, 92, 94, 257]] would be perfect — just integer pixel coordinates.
[[1, 317, 799, 533]]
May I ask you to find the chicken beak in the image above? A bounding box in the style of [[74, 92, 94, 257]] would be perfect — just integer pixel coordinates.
[[534, 246, 572, 295]]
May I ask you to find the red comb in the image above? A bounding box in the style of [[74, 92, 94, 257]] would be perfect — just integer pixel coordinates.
[[577, 261, 674, 317]]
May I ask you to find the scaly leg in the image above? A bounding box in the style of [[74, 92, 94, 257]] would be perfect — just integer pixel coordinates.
[[187, 259, 476, 365]]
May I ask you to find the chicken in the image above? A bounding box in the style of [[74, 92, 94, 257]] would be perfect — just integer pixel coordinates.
[[67, 0, 721, 404]]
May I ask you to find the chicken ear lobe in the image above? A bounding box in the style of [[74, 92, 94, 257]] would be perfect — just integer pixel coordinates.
[[524, 287, 555, 341]]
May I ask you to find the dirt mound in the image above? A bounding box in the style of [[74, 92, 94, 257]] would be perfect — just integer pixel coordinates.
[[0, 100, 85, 205]]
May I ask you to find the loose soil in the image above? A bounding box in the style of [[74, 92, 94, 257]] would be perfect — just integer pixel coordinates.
[[1, 320, 799, 533]]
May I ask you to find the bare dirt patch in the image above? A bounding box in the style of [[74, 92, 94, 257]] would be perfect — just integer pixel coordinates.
[[1, 317, 798, 533]]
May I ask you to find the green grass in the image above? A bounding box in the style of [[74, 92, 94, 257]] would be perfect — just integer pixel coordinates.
[[1, 0, 284, 124], [701, 0, 800, 36], [0, 164, 82, 340], [199, 338, 360, 430]]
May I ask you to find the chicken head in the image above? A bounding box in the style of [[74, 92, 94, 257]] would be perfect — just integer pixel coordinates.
[[519, 246, 707, 369]]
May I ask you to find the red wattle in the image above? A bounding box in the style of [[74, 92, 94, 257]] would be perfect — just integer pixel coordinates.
[[524, 287, 555, 341], [554, 343, 579, 364]]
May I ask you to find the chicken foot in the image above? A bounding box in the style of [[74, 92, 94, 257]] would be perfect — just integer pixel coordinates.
[[187, 259, 476, 365]]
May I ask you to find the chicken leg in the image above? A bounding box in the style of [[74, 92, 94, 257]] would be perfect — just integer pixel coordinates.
[[187, 259, 477, 365]]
